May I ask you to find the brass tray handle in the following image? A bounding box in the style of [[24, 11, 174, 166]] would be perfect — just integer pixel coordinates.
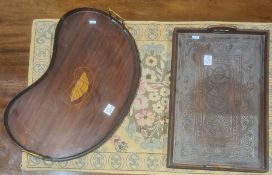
[[108, 8, 126, 28]]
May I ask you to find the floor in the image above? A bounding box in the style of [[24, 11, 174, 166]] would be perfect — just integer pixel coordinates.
[[0, 0, 271, 174]]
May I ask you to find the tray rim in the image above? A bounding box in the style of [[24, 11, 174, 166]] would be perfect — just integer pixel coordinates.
[[167, 27, 270, 172]]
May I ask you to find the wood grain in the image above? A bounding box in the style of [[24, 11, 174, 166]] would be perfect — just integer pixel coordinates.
[[4, 8, 140, 161], [0, 0, 272, 174]]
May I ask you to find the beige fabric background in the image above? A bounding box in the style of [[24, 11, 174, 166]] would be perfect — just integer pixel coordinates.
[[22, 20, 272, 174]]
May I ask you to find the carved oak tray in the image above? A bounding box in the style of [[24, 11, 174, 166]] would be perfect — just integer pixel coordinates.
[[4, 8, 140, 161], [167, 27, 269, 172]]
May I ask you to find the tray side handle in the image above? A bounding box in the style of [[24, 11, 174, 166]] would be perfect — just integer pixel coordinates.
[[207, 25, 238, 33], [108, 8, 126, 28]]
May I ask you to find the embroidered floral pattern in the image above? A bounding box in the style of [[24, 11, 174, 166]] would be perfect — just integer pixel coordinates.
[[24, 20, 272, 175]]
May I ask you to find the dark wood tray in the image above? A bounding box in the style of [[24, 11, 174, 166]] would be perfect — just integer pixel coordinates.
[[4, 8, 140, 161], [167, 26, 269, 172]]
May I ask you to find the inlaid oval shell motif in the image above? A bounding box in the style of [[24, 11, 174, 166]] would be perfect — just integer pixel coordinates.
[[63, 67, 95, 105], [70, 72, 89, 102]]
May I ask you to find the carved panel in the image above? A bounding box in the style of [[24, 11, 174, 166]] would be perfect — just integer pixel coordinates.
[[168, 28, 269, 172]]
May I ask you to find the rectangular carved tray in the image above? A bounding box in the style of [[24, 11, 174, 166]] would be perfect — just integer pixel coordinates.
[[167, 27, 269, 172]]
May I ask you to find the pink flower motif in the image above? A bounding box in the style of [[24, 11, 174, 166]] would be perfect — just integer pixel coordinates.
[[135, 110, 156, 127], [133, 95, 148, 110], [137, 79, 147, 94], [146, 82, 163, 91]]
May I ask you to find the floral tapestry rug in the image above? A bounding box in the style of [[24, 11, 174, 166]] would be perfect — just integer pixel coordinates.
[[22, 20, 272, 175]]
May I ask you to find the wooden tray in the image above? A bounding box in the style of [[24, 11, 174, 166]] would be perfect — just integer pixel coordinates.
[[4, 8, 140, 161], [167, 27, 269, 172]]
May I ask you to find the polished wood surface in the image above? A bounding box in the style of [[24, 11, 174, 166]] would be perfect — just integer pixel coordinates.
[[0, 0, 272, 174], [4, 8, 140, 161], [167, 27, 269, 172]]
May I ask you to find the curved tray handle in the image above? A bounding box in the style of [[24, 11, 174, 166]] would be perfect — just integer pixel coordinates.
[[108, 8, 126, 28], [207, 25, 238, 33]]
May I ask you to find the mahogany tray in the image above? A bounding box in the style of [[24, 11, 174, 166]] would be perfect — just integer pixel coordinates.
[[4, 8, 140, 161], [167, 27, 269, 172]]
